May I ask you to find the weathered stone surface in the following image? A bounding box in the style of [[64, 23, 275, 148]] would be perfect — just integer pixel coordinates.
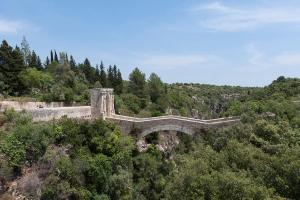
[[29, 106, 91, 121], [0, 88, 240, 136], [107, 114, 240, 137], [90, 88, 114, 119]]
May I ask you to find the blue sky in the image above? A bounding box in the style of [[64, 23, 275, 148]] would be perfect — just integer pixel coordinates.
[[1, 0, 300, 86]]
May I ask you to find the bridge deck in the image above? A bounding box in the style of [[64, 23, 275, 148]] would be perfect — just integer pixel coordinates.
[[106, 114, 241, 136], [108, 114, 240, 124]]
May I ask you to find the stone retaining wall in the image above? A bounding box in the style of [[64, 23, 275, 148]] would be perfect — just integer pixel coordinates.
[[28, 106, 91, 121], [0, 101, 80, 112]]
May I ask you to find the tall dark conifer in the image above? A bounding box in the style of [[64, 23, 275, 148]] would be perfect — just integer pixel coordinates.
[[29, 51, 39, 69], [0, 41, 25, 94], [50, 50, 53, 63], [45, 56, 50, 67], [82, 58, 95, 84], [107, 65, 113, 87], [115, 68, 123, 94], [54, 50, 58, 62], [37, 56, 42, 70], [69, 55, 76, 71], [99, 61, 107, 87]]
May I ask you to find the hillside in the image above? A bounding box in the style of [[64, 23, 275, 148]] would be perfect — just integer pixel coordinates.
[[1, 38, 300, 199]]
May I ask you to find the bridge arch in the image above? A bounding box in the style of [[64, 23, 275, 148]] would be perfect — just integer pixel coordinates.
[[140, 124, 196, 138]]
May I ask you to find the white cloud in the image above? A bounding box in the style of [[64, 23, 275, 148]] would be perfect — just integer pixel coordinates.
[[273, 53, 300, 66], [191, 2, 300, 31], [138, 54, 222, 70], [0, 19, 23, 34], [246, 44, 264, 66]]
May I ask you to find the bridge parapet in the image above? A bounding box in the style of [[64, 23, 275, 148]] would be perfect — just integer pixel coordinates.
[[106, 114, 240, 136]]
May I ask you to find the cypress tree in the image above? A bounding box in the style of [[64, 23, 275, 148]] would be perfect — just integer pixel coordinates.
[[45, 56, 50, 67], [54, 50, 58, 62], [65, 53, 69, 63], [50, 50, 53, 63], [99, 62, 107, 87]]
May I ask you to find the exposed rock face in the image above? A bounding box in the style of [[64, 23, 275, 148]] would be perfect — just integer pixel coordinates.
[[136, 138, 150, 152], [156, 131, 180, 153], [137, 131, 180, 153]]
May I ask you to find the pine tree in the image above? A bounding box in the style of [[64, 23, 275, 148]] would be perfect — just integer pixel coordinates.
[[0, 40, 25, 94], [99, 61, 107, 87], [95, 64, 100, 81], [148, 73, 164, 103], [115, 69, 123, 94], [50, 50, 54, 63], [54, 50, 58, 62], [29, 51, 38, 68], [82, 58, 95, 84], [112, 65, 118, 87], [128, 67, 147, 98], [21, 36, 31, 66], [107, 65, 114, 87]]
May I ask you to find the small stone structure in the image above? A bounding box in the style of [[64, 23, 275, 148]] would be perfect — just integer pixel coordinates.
[[90, 88, 115, 119]]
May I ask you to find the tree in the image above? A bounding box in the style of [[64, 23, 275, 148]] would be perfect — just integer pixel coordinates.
[[99, 61, 107, 87], [95, 64, 100, 82], [115, 69, 123, 94], [0, 41, 25, 94], [45, 56, 50, 67], [59, 52, 68, 65], [128, 67, 147, 98], [107, 65, 113, 88], [69, 55, 76, 71], [20, 36, 31, 66], [81, 58, 95, 84], [148, 73, 164, 103], [28, 51, 42, 70], [50, 50, 54, 63], [54, 50, 58, 62], [19, 68, 53, 93]]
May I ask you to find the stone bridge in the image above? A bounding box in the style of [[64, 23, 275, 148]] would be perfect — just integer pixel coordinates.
[[0, 88, 240, 136], [91, 88, 240, 137]]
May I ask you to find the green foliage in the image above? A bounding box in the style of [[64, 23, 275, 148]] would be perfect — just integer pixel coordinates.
[[19, 68, 53, 95], [128, 68, 147, 99], [0, 133, 26, 167]]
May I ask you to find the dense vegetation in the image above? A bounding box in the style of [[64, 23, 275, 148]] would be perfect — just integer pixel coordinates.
[[0, 38, 300, 199]]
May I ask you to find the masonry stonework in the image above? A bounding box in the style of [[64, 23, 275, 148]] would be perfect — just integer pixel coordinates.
[[0, 88, 240, 136], [90, 88, 115, 119]]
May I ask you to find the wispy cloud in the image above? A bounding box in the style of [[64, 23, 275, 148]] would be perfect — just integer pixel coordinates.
[[191, 2, 300, 31], [273, 53, 300, 66], [138, 54, 222, 70], [246, 44, 264, 66], [0, 19, 23, 34]]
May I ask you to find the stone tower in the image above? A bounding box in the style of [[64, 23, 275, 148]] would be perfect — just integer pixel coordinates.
[[90, 88, 115, 119]]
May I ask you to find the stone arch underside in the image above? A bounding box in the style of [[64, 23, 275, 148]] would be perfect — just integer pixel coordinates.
[[140, 124, 196, 138]]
